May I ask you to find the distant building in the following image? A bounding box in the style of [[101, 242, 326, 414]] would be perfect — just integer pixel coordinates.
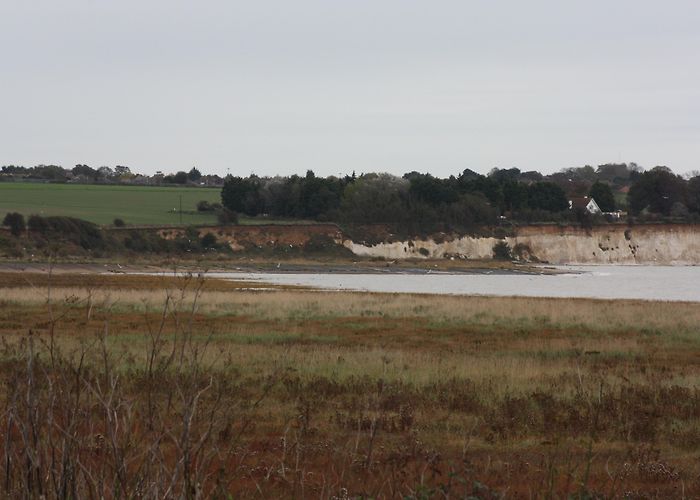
[[200, 174, 224, 187], [130, 174, 151, 185], [569, 196, 602, 215], [605, 210, 627, 220]]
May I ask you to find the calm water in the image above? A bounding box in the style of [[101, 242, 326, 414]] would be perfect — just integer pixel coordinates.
[[211, 266, 700, 302]]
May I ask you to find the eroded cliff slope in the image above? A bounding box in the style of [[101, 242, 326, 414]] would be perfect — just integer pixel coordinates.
[[343, 224, 700, 264]]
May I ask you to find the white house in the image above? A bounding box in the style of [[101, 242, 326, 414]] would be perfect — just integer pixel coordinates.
[[569, 196, 602, 215]]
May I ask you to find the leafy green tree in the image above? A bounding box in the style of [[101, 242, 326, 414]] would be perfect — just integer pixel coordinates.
[[404, 201, 440, 234], [527, 182, 568, 212], [457, 168, 481, 182], [488, 167, 521, 184], [442, 193, 498, 231], [628, 167, 687, 215], [114, 165, 131, 177], [519, 170, 543, 182], [501, 181, 529, 212], [2, 212, 25, 236], [687, 176, 700, 214], [173, 171, 188, 184], [72, 164, 98, 179], [588, 181, 615, 212], [260, 177, 300, 217], [221, 177, 245, 212], [407, 173, 458, 206], [188, 167, 202, 181], [458, 175, 503, 211], [596, 163, 640, 186], [1, 165, 28, 175], [298, 170, 343, 218], [97, 166, 115, 179], [340, 174, 409, 224], [221, 176, 263, 215], [32, 165, 68, 181]]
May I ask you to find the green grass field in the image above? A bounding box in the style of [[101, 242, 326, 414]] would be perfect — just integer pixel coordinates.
[[0, 182, 222, 226]]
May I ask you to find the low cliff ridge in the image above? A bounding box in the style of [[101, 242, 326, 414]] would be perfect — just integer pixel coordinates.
[[4, 219, 697, 264], [343, 224, 700, 264]]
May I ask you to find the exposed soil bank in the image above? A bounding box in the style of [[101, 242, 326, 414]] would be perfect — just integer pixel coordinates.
[[4, 221, 698, 265], [157, 222, 700, 265], [156, 224, 344, 252], [345, 224, 700, 264]]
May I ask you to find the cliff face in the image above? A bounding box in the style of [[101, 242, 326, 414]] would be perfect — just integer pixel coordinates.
[[158, 224, 344, 252], [147, 223, 700, 264], [343, 224, 700, 264], [513, 224, 700, 264], [344, 237, 499, 260]]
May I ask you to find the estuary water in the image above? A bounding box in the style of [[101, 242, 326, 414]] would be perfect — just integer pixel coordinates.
[[211, 266, 700, 302]]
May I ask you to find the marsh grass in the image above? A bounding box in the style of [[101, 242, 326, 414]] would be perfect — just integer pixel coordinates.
[[1, 272, 700, 496], [4, 282, 700, 329]]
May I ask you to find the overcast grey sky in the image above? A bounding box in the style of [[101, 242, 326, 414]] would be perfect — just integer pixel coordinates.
[[2, 0, 699, 177]]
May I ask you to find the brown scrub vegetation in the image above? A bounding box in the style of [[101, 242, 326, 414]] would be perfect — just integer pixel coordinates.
[[0, 271, 699, 497]]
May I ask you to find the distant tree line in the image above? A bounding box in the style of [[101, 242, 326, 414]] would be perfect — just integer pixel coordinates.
[[0, 164, 222, 187], [3, 160, 700, 231], [220, 169, 574, 233], [628, 167, 700, 217], [220, 164, 700, 233]]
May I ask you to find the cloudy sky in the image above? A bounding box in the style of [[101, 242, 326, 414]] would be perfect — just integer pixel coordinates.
[[2, 0, 699, 177]]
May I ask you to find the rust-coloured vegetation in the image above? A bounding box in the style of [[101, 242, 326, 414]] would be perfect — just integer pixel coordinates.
[[0, 271, 699, 497]]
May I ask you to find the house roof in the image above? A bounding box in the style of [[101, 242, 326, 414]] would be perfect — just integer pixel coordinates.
[[569, 197, 594, 209]]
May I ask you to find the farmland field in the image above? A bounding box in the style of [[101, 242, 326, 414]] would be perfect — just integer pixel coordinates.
[[0, 182, 221, 225], [1, 269, 699, 497]]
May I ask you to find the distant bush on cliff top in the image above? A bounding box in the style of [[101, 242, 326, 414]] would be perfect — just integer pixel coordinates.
[[2, 212, 25, 236], [28, 215, 104, 250]]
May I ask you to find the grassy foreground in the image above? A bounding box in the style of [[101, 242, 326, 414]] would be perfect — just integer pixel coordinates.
[[1, 271, 699, 497]]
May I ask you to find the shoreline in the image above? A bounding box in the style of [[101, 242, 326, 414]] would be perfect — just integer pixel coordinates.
[[0, 259, 553, 276]]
